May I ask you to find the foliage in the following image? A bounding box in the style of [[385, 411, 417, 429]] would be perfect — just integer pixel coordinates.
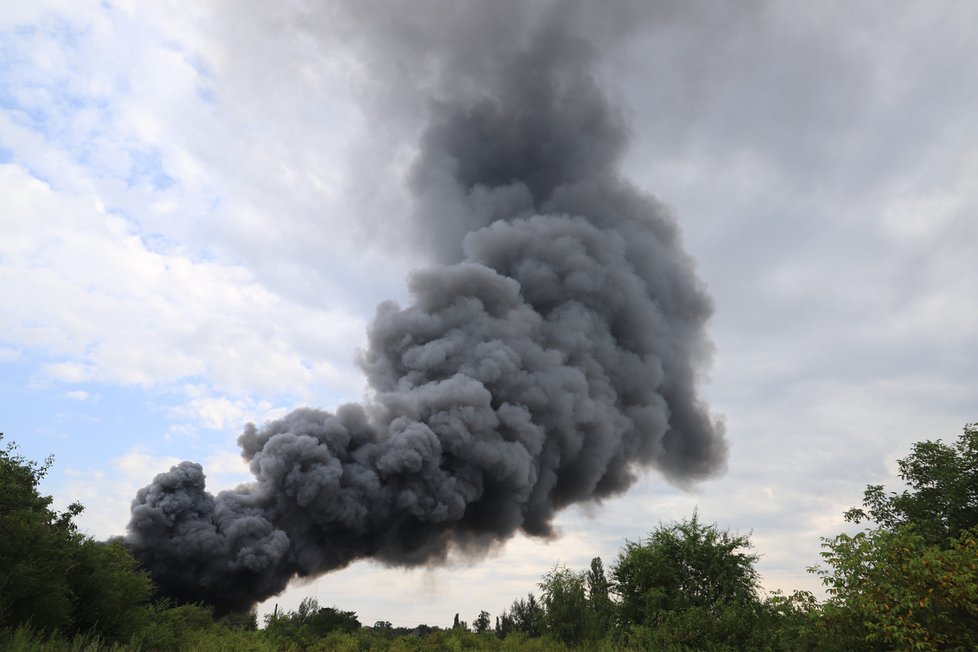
[[535, 558, 614, 644], [219, 609, 259, 631], [0, 435, 152, 643], [538, 564, 590, 644], [816, 525, 978, 650], [132, 601, 216, 650], [66, 538, 153, 642], [586, 556, 614, 637], [473, 610, 491, 634], [5, 423, 977, 651], [749, 589, 827, 651], [612, 511, 761, 622], [0, 625, 132, 651], [0, 435, 81, 632], [813, 423, 978, 650], [496, 593, 543, 639], [609, 512, 762, 649], [263, 596, 361, 649], [845, 422, 978, 545], [451, 612, 468, 630]]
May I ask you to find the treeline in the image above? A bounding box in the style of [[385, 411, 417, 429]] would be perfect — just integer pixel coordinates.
[[2, 424, 976, 651]]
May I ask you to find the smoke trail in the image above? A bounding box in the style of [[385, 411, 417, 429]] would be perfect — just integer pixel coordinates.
[[126, 3, 725, 614]]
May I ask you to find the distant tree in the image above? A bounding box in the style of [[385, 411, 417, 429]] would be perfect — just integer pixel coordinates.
[[509, 593, 544, 637], [263, 595, 360, 648], [293, 596, 321, 624], [135, 601, 216, 651], [586, 556, 614, 637], [414, 623, 435, 637], [494, 612, 513, 639], [473, 610, 491, 634], [451, 611, 468, 630], [539, 563, 591, 644], [218, 609, 258, 631], [302, 604, 360, 636]]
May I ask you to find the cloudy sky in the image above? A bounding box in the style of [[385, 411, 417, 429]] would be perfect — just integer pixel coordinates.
[[2, 0, 976, 628]]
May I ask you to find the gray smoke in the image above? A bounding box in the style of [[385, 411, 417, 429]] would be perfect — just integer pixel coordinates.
[[126, 2, 725, 614]]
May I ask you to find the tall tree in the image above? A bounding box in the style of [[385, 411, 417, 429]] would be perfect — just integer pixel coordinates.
[[508, 593, 543, 637], [817, 526, 978, 651], [473, 610, 491, 634], [845, 422, 978, 545], [817, 423, 978, 650], [0, 434, 154, 641], [611, 512, 762, 649], [539, 564, 590, 644], [586, 556, 614, 637], [612, 511, 760, 624], [67, 538, 153, 642], [0, 435, 80, 631]]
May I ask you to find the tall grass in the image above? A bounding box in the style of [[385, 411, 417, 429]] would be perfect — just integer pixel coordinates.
[[0, 626, 129, 652]]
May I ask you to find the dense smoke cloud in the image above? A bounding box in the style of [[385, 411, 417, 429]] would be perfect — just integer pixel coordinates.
[[126, 1, 726, 614]]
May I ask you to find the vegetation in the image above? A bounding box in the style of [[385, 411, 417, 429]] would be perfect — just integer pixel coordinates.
[[2, 423, 976, 651], [813, 422, 978, 650], [0, 435, 152, 641]]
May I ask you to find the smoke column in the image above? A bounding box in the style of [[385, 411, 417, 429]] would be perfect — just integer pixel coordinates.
[[126, 3, 726, 614]]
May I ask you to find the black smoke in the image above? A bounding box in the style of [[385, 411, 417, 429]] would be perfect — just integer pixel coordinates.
[[126, 3, 726, 614]]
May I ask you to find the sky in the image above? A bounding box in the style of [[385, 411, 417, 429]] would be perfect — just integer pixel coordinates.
[[2, 0, 977, 629]]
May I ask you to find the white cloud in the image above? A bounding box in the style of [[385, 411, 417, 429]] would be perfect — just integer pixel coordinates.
[[166, 387, 299, 435], [0, 346, 22, 362], [55, 448, 182, 540], [0, 162, 369, 404], [112, 449, 182, 481]]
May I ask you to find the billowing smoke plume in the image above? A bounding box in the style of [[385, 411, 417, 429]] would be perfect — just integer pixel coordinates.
[[126, 3, 725, 614]]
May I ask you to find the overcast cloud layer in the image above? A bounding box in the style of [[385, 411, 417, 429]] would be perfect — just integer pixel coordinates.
[[1, 0, 976, 627]]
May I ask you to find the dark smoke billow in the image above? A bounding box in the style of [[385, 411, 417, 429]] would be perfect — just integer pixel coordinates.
[[126, 6, 725, 614]]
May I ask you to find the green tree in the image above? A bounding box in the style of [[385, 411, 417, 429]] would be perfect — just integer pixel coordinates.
[[0, 435, 81, 632], [494, 612, 513, 639], [612, 511, 760, 623], [506, 593, 543, 638], [586, 556, 614, 638], [286, 596, 360, 636], [1, 434, 157, 642], [611, 512, 762, 649], [67, 538, 153, 642], [451, 611, 468, 631], [219, 608, 259, 631], [816, 526, 978, 651], [539, 564, 590, 644], [754, 589, 827, 651], [845, 423, 978, 545], [135, 601, 216, 651], [814, 423, 978, 650], [473, 610, 491, 634]]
